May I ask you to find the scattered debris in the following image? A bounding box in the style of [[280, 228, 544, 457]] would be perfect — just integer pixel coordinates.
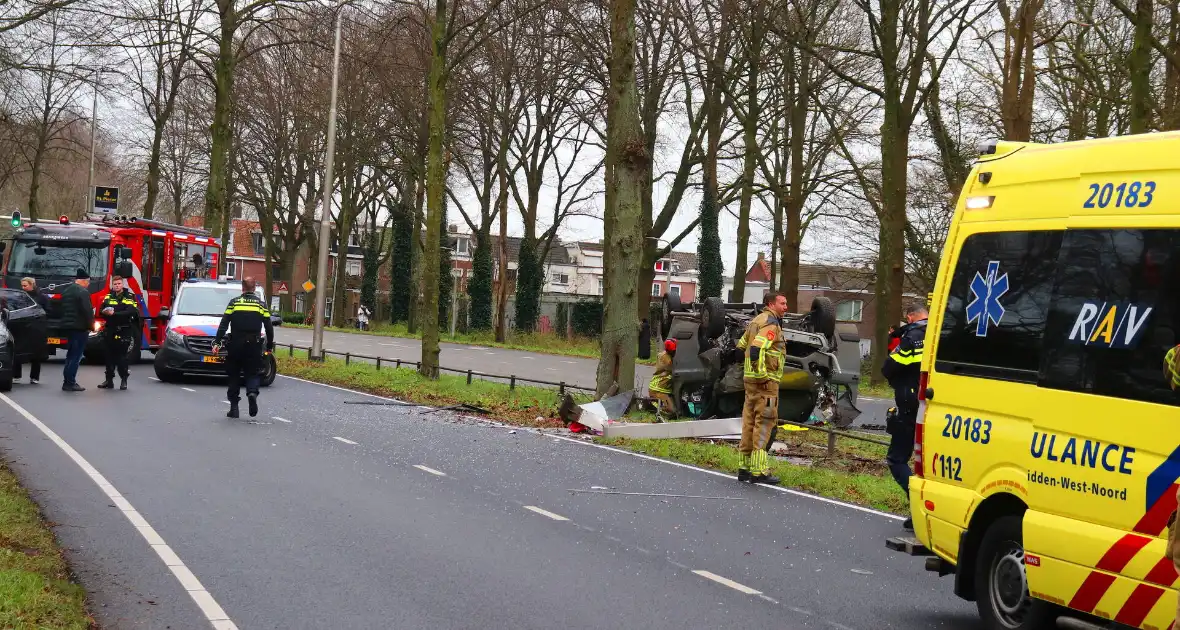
[[344, 400, 416, 407], [423, 403, 491, 415], [559, 388, 634, 433], [507, 430, 517, 435], [567, 489, 744, 500]]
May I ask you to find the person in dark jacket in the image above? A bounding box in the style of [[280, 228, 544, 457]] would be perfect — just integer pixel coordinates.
[[881, 303, 928, 530], [96, 275, 140, 390], [14, 277, 48, 383], [212, 278, 274, 418], [638, 318, 651, 360], [59, 269, 94, 392]]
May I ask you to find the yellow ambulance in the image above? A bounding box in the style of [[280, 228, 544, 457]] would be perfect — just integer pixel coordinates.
[[895, 133, 1180, 630]]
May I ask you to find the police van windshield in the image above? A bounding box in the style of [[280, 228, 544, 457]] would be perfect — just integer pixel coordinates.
[[8, 241, 109, 280], [175, 285, 260, 317]]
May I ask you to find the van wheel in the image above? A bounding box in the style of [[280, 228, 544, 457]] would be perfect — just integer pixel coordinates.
[[974, 515, 1054, 630], [261, 354, 276, 387]]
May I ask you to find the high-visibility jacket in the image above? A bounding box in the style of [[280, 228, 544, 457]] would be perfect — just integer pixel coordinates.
[[99, 290, 140, 337], [1165, 345, 1180, 391], [737, 309, 784, 382], [649, 351, 673, 394]]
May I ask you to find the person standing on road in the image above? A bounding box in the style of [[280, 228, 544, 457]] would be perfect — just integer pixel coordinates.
[[736, 292, 788, 485], [59, 269, 94, 392], [16, 277, 47, 384], [648, 338, 677, 419], [881, 303, 928, 531], [96, 275, 140, 391], [212, 277, 274, 419]]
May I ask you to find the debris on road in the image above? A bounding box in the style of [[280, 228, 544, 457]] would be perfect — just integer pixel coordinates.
[[567, 489, 745, 501], [559, 388, 633, 433]]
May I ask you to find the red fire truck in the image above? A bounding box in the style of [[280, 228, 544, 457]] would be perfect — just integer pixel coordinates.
[[0, 215, 222, 359]]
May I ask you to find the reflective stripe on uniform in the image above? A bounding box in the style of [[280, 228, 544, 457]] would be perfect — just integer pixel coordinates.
[[1166, 346, 1180, 390], [890, 347, 924, 366]]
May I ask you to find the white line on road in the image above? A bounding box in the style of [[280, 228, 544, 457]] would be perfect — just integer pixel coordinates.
[[523, 505, 568, 521], [149, 376, 160, 381], [332, 436, 358, 445], [693, 570, 762, 595], [221, 400, 230, 405], [272, 416, 291, 423], [0, 394, 238, 629], [181, 387, 196, 392], [413, 465, 446, 476]]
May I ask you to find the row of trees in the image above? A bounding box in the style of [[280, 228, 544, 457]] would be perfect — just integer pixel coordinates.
[[2, 0, 1179, 390]]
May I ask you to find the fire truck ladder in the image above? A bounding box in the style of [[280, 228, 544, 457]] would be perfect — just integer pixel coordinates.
[[97, 214, 213, 237]]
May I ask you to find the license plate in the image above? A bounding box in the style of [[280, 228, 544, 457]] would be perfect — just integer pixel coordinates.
[[202, 356, 224, 364], [47, 337, 65, 345]]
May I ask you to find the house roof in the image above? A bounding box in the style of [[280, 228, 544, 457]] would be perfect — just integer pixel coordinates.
[[488, 236, 571, 266], [742, 255, 926, 294]]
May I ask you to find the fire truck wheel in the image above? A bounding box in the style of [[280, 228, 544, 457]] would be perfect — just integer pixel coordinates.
[[974, 515, 1054, 630], [261, 354, 276, 387]]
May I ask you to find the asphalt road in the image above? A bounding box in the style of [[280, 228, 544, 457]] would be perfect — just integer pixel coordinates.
[[0, 360, 977, 630], [273, 327, 894, 427]]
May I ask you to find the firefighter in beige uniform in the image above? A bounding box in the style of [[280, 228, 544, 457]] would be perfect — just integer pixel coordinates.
[[737, 292, 788, 484], [648, 339, 678, 419]]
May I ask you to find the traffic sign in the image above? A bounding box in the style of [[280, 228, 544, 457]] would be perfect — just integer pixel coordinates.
[[273, 281, 290, 295], [94, 187, 118, 213], [302, 279, 315, 292]]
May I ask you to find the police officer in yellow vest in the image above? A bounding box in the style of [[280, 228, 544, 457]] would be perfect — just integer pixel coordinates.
[[737, 292, 788, 484], [648, 338, 677, 419], [97, 275, 141, 391]]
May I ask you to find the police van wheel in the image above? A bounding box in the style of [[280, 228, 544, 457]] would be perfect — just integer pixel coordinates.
[[154, 365, 179, 383], [975, 515, 1053, 630], [260, 355, 276, 387]]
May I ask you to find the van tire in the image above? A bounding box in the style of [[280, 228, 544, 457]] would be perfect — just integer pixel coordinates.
[[810, 297, 837, 341], [974, 515, 1054, 630], [700, 297, 726, 339]]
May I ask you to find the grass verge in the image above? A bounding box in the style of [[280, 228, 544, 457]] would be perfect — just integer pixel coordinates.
[[276, 352, 906, 513], [285, 323, 656, 365], [0, 460, 92, 629]]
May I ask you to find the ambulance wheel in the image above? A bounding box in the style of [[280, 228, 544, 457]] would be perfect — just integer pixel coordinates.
[[261, 354, 276, 387], [974, 515, 1054, 630]]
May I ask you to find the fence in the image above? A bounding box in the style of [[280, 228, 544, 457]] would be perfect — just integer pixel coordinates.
[[277, 343, 597, 397]]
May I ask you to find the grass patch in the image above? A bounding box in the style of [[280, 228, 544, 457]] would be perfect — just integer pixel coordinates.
[[0, 460, 92, 629], [285, 322, 656, 365], [277, 353, 592, 427], [595, 435, 906, 514], [859, 362, 894, 399]]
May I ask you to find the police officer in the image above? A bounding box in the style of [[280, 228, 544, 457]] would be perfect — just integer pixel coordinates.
[[212, 278, 274, 418], [882, 303, 928, 531], [736, 292, 788, 484], [648, 338, 677, 419], [97, 275, 140, 390]]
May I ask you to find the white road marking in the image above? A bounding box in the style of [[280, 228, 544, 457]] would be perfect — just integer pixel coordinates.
[[413, 465, 446, 476], [181, 387, 196, 392], [332, 436, 358, 445], [221, 400, 231, 405], [149, 376, 161, 381], [281, 375, 903, 521], [693, 570, 762, 595], [521, 356, 534, 360], [523, 505, 568, 521], [272, 416, 291, 423], [0, 394, 238, 629]]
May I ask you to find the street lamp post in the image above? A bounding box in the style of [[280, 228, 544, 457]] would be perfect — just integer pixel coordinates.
[[311, 5, 344, 360], [450, 267, 462, 336]]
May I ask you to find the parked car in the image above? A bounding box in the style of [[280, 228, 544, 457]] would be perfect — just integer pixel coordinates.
[[0, 288, 48, 391]]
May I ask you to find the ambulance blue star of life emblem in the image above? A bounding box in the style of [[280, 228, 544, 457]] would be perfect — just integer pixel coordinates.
[[966, 260, 1008, 337]]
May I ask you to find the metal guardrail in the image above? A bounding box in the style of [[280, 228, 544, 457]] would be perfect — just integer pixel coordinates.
[[278, 343, 597, 397]]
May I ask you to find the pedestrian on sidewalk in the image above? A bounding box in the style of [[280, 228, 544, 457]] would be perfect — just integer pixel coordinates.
[[59, 269, 94, 392], [15, 277, 47, 384]]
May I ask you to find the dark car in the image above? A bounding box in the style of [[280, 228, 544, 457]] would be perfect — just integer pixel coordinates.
[[0, 288, 48, 391]]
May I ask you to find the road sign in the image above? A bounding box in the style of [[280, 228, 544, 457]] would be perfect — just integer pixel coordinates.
[[273, 280, 290, 295], [301, 279, 315, 292], [94, 187, 118, 213]]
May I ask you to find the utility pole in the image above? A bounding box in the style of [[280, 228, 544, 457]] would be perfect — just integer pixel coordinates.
[[85, 68, 100, 216], [311, 5, 343, 360]]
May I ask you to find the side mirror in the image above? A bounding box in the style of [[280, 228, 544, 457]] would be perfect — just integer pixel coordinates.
[[158, 307, 171, 320]]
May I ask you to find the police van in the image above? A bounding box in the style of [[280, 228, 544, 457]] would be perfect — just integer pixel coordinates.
[[892, 134, 1180, 630]]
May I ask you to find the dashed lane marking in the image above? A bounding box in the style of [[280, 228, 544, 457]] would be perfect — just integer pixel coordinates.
[[523, 505, 568, 521], [333, 437, 358, 445], [148, 376, 160, 381], [0, 394, 238, 629], [181, 387, 196, 392], [413, 465, 446, 476], [272, 416, 291, 423], [693, 570, 762, 595]]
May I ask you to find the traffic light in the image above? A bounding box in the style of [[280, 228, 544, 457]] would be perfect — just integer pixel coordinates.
[[9, 211, 20, 227]]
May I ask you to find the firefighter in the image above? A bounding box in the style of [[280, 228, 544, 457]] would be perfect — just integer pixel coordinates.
[[97, 275, 140, 390], [648, 338, 677, 419], [212, 278, 274, 419], [882, 303, 928, 531], [736, 292, 788, 485]]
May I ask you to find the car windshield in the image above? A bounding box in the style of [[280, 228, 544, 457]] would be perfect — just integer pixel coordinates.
[[0, 289, 36, 311], [8, 241, 109, 280], [175, 285, 261, 316]]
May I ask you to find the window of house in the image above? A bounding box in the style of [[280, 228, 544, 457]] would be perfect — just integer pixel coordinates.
[[225, 261, 237, 279], [655, 260, 668, 272], [651, 283, 661, 297], [670, 284, 681, 298], [348, 232, 360, 248], [346, 260, 362, 276], [597, 277, 604, 295], [1039, 229, 1180, 407], [271, 263, 282, 279], [251, 232, 264, 255], [836, 300, 864, 322], [455, 237, 470, 255], [935, 230, 1063, 382], [551, 272, 569, 285]]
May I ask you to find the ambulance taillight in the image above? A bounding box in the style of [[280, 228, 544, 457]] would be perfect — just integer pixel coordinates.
[[914, 371, 930, 478]]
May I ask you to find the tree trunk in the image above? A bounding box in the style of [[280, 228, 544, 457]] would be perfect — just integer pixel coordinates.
[[468, 225, 493, 330], [419, 0, 448, 379], [596, 0, 647, 397], [494, 147, 510, 342], [1129, 0, 1154, 134], [26, 133, 48, 221], [872, 104, 910, 384], [205, 4, 235, 240], [781, 47, 807, 311], [731, 56, 761, 301], [142, 117, 166, 218], [407, 173, 425, 333]]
